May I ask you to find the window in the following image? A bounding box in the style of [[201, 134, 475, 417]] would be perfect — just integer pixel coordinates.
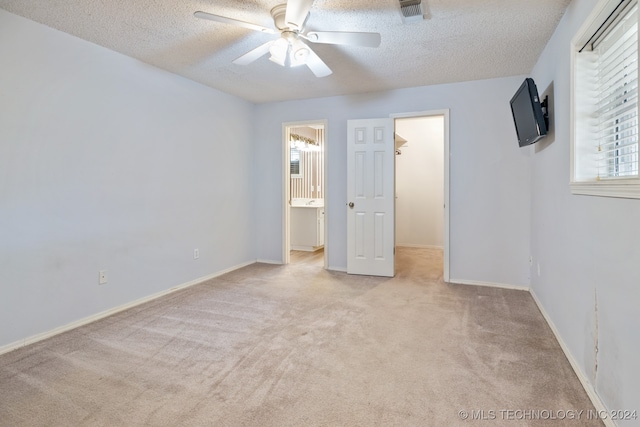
[[572, 0, 640, 198], [290, 148, 302, 178]]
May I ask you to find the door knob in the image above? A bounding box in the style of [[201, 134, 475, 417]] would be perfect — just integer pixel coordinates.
[[348, 202, 354, 208]]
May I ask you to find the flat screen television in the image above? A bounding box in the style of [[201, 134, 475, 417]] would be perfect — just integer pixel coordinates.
[[510, 78, 548, 147]]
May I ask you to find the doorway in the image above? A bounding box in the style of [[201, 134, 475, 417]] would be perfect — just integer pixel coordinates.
[[282, 120, 328, 267], [393, 111, 449, 282]]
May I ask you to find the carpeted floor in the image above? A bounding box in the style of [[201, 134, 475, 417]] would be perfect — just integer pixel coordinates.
[[0, 248, 603, 426]]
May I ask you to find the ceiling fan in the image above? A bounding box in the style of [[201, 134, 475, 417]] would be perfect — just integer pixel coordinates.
[[194, 0, 381, 78]]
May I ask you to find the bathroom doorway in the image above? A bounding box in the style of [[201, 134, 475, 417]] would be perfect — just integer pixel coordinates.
[[282, 120, 327, 267], [393, 111, 449, 282]]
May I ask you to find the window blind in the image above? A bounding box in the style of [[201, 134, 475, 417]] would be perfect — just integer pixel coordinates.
[[593, 1, 639, 178]]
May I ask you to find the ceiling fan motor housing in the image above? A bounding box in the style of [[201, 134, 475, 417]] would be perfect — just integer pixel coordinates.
[[271, 3, 308, 31]]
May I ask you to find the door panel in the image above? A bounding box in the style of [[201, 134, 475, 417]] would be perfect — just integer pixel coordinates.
[[355, 152, 366, 198], [347, 119, 395, 277], [355, 212, 366, 259]]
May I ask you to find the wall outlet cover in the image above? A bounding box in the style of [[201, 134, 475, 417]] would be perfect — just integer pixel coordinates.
[[99, 270, 107, 285]]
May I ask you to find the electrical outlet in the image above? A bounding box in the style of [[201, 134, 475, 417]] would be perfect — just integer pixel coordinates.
[[194, 249, 199, 260], [99, 270, 107, 285]]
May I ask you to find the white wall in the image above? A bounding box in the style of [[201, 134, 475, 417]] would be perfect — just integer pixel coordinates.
[[253, 76, 532, 287], [0, 10, 256, 349], [395, 116, 444, 248], [529, 0, 640, 421]]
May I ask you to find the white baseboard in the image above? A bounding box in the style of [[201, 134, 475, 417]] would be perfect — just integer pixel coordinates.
[[256, 259, 283, 265], [291, 245, 324, 252], [327, 265, 347, 273], [449, 278, 530, 292], [0, 260, 256, 356], [396, 244, 444, 249], [529, 290, 615, 427]]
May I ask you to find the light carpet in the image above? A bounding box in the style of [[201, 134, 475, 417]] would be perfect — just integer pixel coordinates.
[[0, 248, 603, 426]]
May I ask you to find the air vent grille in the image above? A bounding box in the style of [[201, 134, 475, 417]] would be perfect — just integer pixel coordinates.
[[399, 0, 424, 22], [399, 0, 422, 17]]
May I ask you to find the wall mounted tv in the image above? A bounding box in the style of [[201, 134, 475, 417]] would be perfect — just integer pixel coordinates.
[[510, 78, 548, 147]]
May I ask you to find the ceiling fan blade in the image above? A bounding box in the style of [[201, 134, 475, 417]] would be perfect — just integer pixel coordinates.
[[194, 11, 275, 34], [285, 0, 314, 30], [305, 31, 381, 48], [305, 46, 332, 78], [232, 41, 274, 65]]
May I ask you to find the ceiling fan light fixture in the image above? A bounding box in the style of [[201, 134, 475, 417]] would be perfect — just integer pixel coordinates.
[[269, 37, 289, 66], [290, 39, 310, 67]]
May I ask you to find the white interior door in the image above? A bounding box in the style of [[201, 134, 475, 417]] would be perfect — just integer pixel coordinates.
[[347, 118, 395, 277]]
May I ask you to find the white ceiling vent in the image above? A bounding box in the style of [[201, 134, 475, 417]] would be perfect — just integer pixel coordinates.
[[399, 0, 425, 23]]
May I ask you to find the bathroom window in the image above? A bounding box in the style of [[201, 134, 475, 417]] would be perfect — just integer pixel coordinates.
[[571, 0, 640, 198], [290, 148, 303, 178]]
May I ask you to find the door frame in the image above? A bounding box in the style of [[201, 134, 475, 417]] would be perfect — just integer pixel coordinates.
[[391, 109, 450, 282], [282, 119, 329, 268]]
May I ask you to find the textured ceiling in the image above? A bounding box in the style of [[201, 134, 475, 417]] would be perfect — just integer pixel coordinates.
[[0, 0, 571, 103]]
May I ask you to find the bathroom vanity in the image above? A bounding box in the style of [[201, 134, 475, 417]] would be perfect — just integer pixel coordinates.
[[290, 202, 324, 251]]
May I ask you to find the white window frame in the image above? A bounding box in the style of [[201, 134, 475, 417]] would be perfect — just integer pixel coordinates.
[[290, 148, 303, 179], [570, 0, 640, 198]]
